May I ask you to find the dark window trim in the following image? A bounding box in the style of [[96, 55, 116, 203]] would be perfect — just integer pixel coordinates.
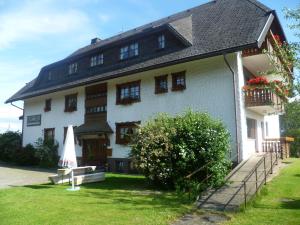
[[85, 105, 107, 115], [158, 34, 166, 50], [120, 42, 139, 61], [172, 71, 186, 91], [44, 128, 55, 142], [44, 99, 52, 112], [247, 118, 257, 139], [64, 93, 78, 112], [68, 62, 78, 75], [90, 53, 104, 67], [116, 80, 141, 105], [115, 121, 140, 145], [155, 75, 168, 94], [63, 126, 77, 144]]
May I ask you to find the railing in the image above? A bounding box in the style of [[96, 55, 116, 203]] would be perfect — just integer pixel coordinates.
[[263, 137, 295, 159], [185, 161, 213, 200], [186, 153, 239, 200], [244, 88, 284, 111], [223, 151, 280, 210]]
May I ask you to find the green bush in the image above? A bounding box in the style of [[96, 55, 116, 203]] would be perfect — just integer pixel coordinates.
[[0, 131, 22, 162], [131, 110, 231, 194], [34, 138, 59, 168], [285, 129, 300, 157], [15, 144, 39, 166]]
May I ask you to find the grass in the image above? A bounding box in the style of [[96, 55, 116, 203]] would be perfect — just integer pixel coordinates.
[[225, 158, 300, 225], [0, 173, 192, 225]]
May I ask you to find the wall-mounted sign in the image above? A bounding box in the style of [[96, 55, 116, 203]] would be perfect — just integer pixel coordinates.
[[27, 115, 41, 127]]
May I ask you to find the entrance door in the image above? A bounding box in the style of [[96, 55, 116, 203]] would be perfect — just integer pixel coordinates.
[[82, 139, 107, 167]]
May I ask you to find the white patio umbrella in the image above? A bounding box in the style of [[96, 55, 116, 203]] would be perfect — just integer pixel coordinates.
[[58, 125, 80, 191]]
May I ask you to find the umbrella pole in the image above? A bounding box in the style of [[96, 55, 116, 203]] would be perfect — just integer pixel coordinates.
[[72, 169, 75, 190]]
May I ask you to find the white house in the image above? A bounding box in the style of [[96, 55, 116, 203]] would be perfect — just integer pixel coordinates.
[[6, 0, 291, 172]]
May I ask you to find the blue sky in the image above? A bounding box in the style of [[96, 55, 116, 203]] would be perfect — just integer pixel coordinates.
[[0, 0, 299, 133]]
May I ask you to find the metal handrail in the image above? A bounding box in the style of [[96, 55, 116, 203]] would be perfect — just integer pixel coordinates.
[[223, 151, 280, 210]]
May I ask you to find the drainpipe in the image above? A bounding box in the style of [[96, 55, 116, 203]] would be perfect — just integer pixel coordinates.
[[223, 54, 241, 164], [10, 102, 24, 146]]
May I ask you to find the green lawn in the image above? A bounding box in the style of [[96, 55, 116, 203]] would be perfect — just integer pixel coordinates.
[[0, 174, 191, 225], [225, 158, 300, 225]]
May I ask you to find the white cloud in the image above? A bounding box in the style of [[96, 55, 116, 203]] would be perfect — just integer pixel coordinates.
[[0, 1, 96, 49]]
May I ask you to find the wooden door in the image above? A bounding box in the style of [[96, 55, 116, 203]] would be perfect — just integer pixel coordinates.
[[82, 139, 107, 166]]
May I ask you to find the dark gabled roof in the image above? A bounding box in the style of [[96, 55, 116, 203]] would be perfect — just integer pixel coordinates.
[[6, 0, 281, 103], [74, 121, 113, 135]]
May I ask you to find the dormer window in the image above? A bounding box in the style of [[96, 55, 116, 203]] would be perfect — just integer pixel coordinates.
[[68, 63, 78, 75], [120, 43, 139, 60], [90, 54, 104, 67], [158, 35, 166, 49], [47, 71, 52, 81]]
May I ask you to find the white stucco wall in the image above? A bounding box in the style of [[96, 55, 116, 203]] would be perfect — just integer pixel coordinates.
[[106, 55, 237, 159], [21, 54, 244, 162], [23, 87, 85, 156], [264, 115, 280, 138]]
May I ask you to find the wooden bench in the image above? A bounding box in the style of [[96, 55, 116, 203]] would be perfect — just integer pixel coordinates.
[[74, 172, 105, 185], [49, 166, 98, 184]]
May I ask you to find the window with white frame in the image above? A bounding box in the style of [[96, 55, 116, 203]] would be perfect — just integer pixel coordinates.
[[158, 34, 166, 49], [120, 43, 139, 60], [90, 54, 104, 67], [68, 63, 78, 74]]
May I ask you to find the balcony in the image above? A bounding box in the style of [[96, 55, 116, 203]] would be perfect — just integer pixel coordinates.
[[242, 32, 292, 81], [244, 88, 285, 115]]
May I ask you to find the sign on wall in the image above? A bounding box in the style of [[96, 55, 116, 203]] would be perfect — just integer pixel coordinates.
[[27, 115, 41, 127]]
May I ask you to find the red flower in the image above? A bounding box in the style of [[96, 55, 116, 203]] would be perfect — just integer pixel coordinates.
[[273, 35, 282, 46], [247, 77, 269, 85]]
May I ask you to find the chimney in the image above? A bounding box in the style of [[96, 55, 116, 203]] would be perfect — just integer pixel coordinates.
[[91, 38, 101, 45]]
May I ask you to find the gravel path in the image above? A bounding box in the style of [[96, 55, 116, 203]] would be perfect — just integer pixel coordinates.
[[0, 162, 55, 189]]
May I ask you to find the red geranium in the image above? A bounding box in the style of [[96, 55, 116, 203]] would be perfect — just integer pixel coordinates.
[[247, 77, 269, 85], [273, 35, 282, 46]]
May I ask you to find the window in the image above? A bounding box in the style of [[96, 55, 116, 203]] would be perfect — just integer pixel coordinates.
[[120, 42, 139, 60], [158, 35, 166, 49], [116, 81, 141, 105], [68, 63, 78, 75], [90, 54, 104, 67], [247, 118, 257, 139], [116, 122, 140, 144], [116, 161, 125, 172], [65, 94, 77, 112], [172, 71, 186, 91], [86, 105, 107, 114], [261, 122, 265, 140], [63, 126, 77, 144], [48, 71, 52, 81], [266, 122, 269, 137], [44, 128, 55, 142], [155, 75, 168, 94], [44, 99, 51, 112]]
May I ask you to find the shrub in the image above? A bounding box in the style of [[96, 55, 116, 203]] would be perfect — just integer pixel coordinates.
[[34, 138, 59, 168], [131, 110, 231, 194], [285, 129, 300, 157], [15, 144, 39, 166], [0, 131, 22, 162]]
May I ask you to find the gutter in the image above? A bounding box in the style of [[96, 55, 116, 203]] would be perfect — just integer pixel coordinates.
[[10, 103, 24, 147], [223, 54, 241, 164]]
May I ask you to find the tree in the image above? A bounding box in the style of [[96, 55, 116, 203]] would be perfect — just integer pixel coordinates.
[[280, 6, 300, 157]]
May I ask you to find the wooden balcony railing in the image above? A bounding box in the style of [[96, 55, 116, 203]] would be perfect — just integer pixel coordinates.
[[244, 88, 284, 112], [262, 137, 294, 159]]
